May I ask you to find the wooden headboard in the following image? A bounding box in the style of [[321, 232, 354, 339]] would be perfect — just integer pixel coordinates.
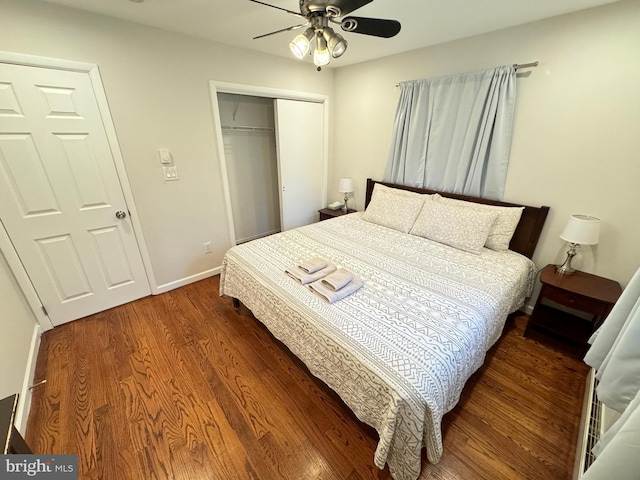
[[365, 179, 550, 259]]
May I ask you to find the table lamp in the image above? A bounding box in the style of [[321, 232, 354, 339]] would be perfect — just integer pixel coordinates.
[[338, 178, 354, 213], [557, 214, 600, 275]]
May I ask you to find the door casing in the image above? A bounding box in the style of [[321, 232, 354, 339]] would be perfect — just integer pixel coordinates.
[[209, 81, 329, 247], [0, 51, 156, 331]]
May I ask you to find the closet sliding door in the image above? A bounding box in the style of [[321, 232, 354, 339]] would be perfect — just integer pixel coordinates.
[[275, 99, 325, 231]]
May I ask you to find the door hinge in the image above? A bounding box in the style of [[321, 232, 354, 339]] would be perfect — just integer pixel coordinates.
[[41, 305, 48, 316]]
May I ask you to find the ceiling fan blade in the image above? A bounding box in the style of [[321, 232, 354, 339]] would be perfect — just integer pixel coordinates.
[[249, 0, 306, 18], [253, 23, 308, 40], [330, 0, 373, 16], [341, 16, 401, 38]]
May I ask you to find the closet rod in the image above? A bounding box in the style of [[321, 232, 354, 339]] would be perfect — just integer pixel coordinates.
[[394, 61, 539, 87], [221, 125, 274, 133]]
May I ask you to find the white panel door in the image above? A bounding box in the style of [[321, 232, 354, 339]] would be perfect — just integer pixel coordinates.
[[0, 63, 150, 326], [274, 99, 325, 231]]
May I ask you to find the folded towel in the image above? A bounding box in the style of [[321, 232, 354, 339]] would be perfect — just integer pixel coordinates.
[[298, 257, 327, 274], [309, 276, 363, 304], [285, 264, 337, 285], [321, 268, 354, 291]]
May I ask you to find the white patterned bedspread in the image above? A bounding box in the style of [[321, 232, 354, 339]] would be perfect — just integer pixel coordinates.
[[219, 213, 536, 480]]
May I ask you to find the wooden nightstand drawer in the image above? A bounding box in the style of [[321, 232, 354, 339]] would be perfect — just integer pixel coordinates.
[[525, 265, 622, 350], [541, 285, 609, 316]]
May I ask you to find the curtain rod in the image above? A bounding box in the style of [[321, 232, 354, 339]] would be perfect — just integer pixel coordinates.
[[514, 61, 539, 70], [395, 61, 539, 87]]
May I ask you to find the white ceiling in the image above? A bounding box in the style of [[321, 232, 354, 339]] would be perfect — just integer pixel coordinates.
[[41, 0, 621, 67]]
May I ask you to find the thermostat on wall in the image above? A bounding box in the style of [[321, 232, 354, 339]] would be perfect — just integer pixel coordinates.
[[159, 148, 171, 164]]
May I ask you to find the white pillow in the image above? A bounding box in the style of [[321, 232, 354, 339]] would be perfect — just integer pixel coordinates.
[[363, 184, 426, 233], [437, 195, 524, 251], [410, 200, 498, 254]]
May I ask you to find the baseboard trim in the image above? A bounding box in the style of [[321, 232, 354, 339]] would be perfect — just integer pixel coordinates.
[[522, 303, 534, 315], [154, 267, 221, 295], [15, 324, 42, 435]]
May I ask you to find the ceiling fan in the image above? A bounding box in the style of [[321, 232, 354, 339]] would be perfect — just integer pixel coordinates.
[[250, 0, 401, 69]]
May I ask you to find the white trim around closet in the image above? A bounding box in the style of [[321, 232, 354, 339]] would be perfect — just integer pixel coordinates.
[[209, 81, 329, 248]]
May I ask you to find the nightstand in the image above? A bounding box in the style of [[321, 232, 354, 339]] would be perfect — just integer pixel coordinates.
[[318, 208, 356, 221], [524, 264, 622, 348]]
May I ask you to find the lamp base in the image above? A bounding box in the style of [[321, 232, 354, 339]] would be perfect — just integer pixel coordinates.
[[556, 243, 579, 275], [342, 193, 348, 213], [556, 264, 576, 275]]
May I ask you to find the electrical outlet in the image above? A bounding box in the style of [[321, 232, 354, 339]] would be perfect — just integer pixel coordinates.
[[203, 242, 212, 254]]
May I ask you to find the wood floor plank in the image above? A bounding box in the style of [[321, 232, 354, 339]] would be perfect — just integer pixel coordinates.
[[26, 276, 588, 480], [191, 333, 320, 479], [70, 322, 98, 475], [459, 381, 570, 474]]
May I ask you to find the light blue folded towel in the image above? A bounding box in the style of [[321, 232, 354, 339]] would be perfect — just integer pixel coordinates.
[[298, 257, 328, 274], [321, 269, 354, 291], [309, 276, 363, 304], [285, 264, 337, 285]]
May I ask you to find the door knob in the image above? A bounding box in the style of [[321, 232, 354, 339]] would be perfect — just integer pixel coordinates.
[[115, 210, 127, 219]]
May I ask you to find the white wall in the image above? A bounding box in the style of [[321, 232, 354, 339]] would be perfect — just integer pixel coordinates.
[[0, 0, 332, 420], [218, 94, 281, 243], [0, 252, 37, 400], [332, 0, 640, 288], [0, 0, 333, 289]]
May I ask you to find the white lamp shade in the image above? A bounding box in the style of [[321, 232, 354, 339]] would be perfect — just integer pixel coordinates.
[[338, 177, 354, 193], [560, 215, 600, 245]]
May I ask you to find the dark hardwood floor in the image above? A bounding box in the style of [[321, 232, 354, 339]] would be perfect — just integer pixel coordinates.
[[26, 275, 589, 480]]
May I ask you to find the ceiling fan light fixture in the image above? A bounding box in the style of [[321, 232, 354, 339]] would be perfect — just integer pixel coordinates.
[[323, 27, 348, 58], [313, 34, 331, 67], [250, 0, 401, 70], [289, 27, 315, 59]]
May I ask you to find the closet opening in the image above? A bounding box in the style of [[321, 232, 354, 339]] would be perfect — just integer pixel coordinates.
[[210, 81, 329, 248], [217, 93, 280, 244]]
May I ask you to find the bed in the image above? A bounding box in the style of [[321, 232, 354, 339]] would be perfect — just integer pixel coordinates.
[[220, 179, 549, 480]]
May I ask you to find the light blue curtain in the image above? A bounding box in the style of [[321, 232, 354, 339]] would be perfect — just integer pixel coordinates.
[[582, 265, 640, 480], [383, 65, 517, 200]]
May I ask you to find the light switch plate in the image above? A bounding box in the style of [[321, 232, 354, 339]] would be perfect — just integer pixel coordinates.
[[163, 166, 179, 181]]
